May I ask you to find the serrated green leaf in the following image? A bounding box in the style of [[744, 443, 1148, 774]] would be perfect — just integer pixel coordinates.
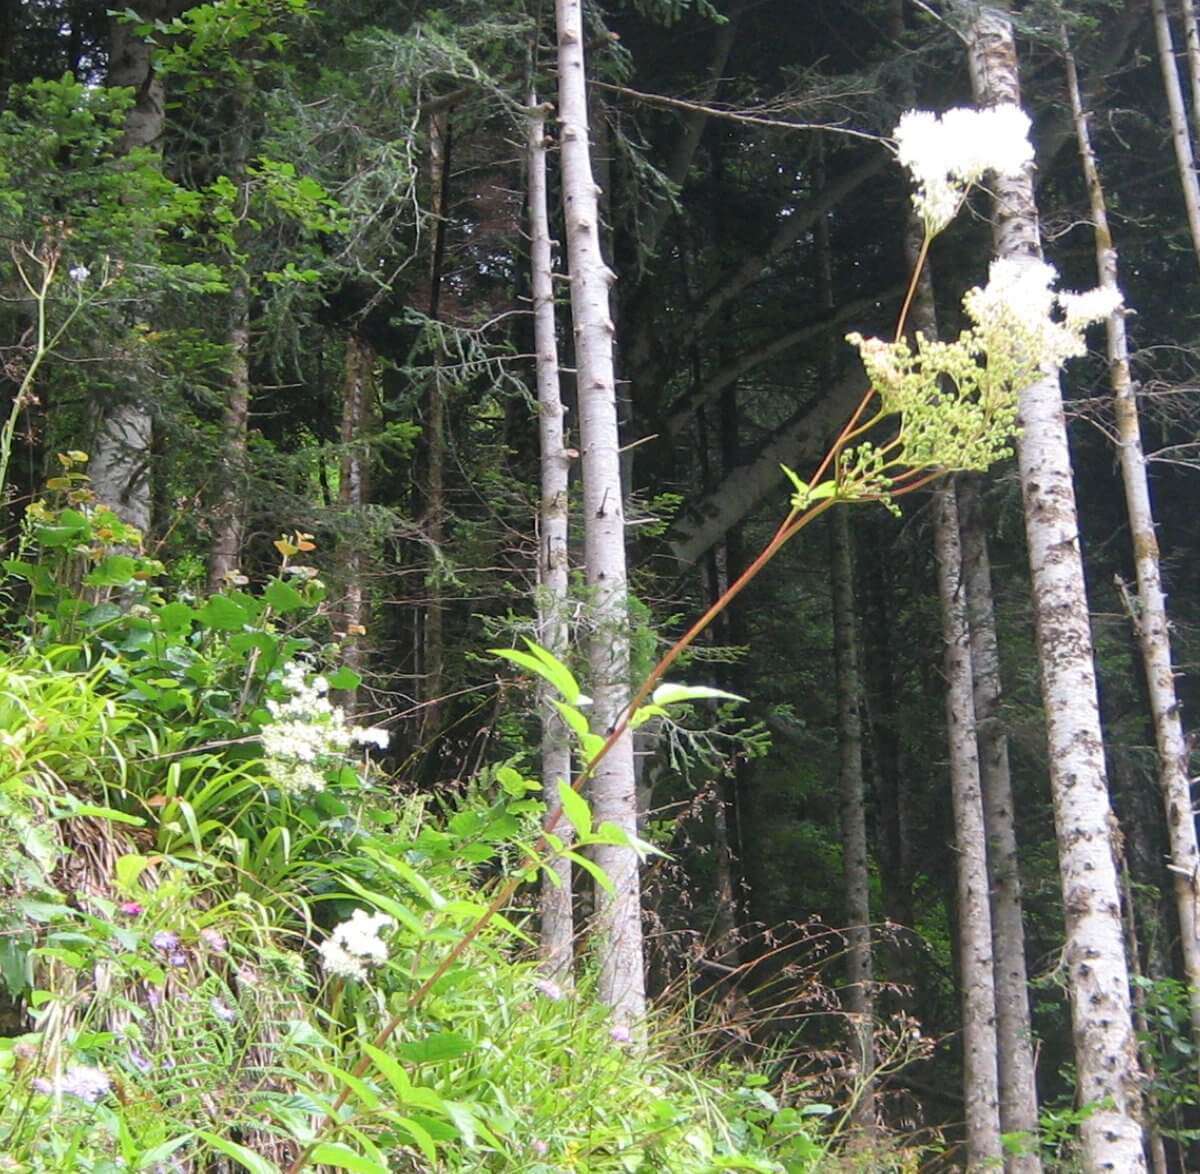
[[490, 644, 580, 703], [393, 1032, 474, 1065], [551, 699, 590, 738], [262, 578, 306, 614]]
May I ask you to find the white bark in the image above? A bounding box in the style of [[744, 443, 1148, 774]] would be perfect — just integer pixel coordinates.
[[528, 86, 575, 983], [933, 483, 1003, 1170], [959, 6, 1146, 1166], [830, 507, 876, 1134], [958, 476, 1043, 1172], [1065, 36, 1200, 1048], [1181, 0, 1200, 148], [1151, 0, 1200, 267], [555, 0, 645, 1025]]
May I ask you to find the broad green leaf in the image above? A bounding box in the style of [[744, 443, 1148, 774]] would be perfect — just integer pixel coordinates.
[[393, 1032, 474, 1065], [362, 1042, 411, 1097], [551, 699, 590, 739], [197, 1131, 279, 1174], [326, 665, 362, 690], [197, 595, 248, 631], [520, 639, 583, 703], [388, 1116, 438, 1164], [490, 645, 580, 704], [557, 780, 591, 840], [650, 683, 748, 707], [84, 554, 137, 587], [307, 1056, 379, 1109], [262, 578, 307, 614], [60, 802, 144, 827], [581, 731, 607, 762], [308, 1143, 388, 1174], [82, 602, 123, 628], [629, 704, 668, 730], [156, 601, 195, 634], [563, 849, 614, 895]]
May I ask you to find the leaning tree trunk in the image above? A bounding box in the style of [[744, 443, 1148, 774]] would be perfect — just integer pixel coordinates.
[[1065, 33, 1200, 1050], [1181, 0, 1200, 148], [957, 475, 1043, 1172], [829, 506, 877, 1136], [1151, 0, 1200, 268], [958, 4, 1145, 1166], [528, 79, 575, 983], [555, 0, 645, 1026], [94, 2, 167, 533]]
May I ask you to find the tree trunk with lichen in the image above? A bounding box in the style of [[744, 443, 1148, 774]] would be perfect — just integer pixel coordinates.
[[956, 4, 1145, 1166], [1066, 32, 1200, 1051], [555, 0, 645, 1025]]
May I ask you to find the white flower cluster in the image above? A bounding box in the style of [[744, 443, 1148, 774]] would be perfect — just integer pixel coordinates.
[[32, 1064, 111, 1104], [260, 662, 390, 797], [963, 257, 1123, 369], [318, 909, 394, 980], [895, 105, 1034, 232]]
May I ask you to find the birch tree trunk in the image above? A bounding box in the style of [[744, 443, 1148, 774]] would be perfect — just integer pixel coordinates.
[[958, 475, 1043, 1172], [1181, 0, 1200, 147], [903, 196, 1001, 1166], [958, 5, 1145, 1165], [528, 82, 575, 982], [555, 0, 645, 1024], [933, 481, 1004, 1170], [1151, 0, 1200, 268], [1065, 34, 1200, 1049], [830, 507, 876, 1135], [94, 3, 165, 533]]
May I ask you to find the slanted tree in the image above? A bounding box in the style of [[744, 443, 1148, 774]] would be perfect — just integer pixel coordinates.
[[1065, 29, 1200, 1050]]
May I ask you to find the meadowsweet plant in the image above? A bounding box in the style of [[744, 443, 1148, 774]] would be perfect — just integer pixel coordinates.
[[317, 908, 394, 980], [894, 104, 1034, 233], [260, 661, 389, 796]]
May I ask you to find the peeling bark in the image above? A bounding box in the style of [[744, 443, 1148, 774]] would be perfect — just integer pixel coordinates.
[[555, 0, 645, 1024]]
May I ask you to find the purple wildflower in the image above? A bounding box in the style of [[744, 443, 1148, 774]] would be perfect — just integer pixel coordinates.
[[534, 978, 563, 1002], [210, 998, 237, 1023], [199, 928, 226, 953], [118, 901, 144, 917], [167, 950, 188, 968], [610, 1024, 632, 1045], [151, 930, 180, 952], [530, 1139, 549, 1157]]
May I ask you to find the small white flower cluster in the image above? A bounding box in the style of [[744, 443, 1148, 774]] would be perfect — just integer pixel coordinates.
[[260, 662, 389, 797], [963, 257, 1123, 369], [32, 1064, 111, 1104], [318, 909, 394, 981], [895, 105, 1034, 232]]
